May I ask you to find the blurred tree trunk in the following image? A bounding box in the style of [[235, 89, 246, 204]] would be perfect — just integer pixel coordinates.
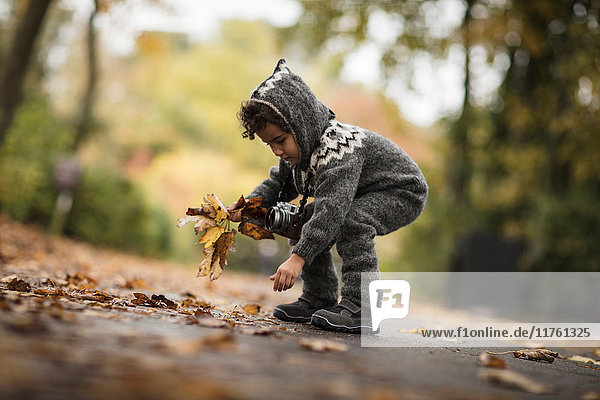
[[72, 0, 100, 150], [0, 0, 53, 146], [51, 0, 99, 234], [447, 0, 475, 205]]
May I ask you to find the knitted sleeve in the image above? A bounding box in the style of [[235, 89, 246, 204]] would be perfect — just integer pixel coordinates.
[[291, 155, 364, 265], [248, 159, 298, 208]]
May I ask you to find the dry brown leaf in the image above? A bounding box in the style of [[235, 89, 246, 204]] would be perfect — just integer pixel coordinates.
[[299, 338, 349, 352], [7, 278, 31, 292], [478, 352, 507, 369], [65, 272, 98, 290], [478, 369, 552, 394], [193, 215, 217, 234], [186, 205, 217, 219], [239, 220, 275, 240], [197, 246, 215, 278], [595, 348, 600, 358], [241, 197, 268, 222], [75, 290, 115, 303], [242, 304, 261, 315], [204, 194, 228, 223], [229, 195, 246, 214], [33, 288, 66, 297], [151, 294, 178, 309], [513, 348, 558, 363], [196, 229, 236, 281]]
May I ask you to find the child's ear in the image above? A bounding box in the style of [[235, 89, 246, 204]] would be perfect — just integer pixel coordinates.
[[273, 58, 290, 74]]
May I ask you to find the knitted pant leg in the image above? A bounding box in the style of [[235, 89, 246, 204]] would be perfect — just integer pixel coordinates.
[[336, 187, 424, 305], [336, 216, 379, 305], [300, 248, 339, 303]]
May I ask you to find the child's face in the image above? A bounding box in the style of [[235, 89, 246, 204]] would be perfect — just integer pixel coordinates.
[[257, 123, 300, 165]]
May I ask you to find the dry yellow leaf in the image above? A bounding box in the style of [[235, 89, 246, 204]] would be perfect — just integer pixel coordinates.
[[197, 230, 236, 281], [242, 304, 261, 315], [205, 194, 228, 223], [199, 226, 226, 248]]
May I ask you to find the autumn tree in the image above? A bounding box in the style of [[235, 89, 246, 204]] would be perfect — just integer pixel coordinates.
[[0, 0, 53, 146], [284, 0, 600, 271]]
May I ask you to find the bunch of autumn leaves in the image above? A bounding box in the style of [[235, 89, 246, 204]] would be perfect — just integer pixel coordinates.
[[177, 194, 274, 281]]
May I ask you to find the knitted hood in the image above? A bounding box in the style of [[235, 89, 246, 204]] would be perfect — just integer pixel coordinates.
[[249, 59, 335, 169]]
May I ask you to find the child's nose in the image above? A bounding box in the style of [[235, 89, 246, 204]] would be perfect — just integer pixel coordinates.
[[272, 147, 283, 156]]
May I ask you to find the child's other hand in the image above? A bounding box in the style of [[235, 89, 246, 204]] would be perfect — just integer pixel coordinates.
[[227, 202, 242, 222], [269, 253, 305, 291]]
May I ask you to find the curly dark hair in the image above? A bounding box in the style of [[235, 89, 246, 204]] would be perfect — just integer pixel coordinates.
[[237, 101, 291, 140]]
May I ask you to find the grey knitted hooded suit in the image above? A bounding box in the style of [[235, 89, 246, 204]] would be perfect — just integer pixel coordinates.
[[248, 59, 428, 304]]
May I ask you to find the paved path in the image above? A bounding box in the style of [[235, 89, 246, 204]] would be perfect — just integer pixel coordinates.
[[1, 218, 599, 399]]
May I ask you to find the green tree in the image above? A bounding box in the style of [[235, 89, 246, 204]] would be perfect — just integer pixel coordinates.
[[285, 0, 600, 271]]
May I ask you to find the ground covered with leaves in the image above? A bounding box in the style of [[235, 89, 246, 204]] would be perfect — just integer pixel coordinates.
[[1, 216, 599, 400]]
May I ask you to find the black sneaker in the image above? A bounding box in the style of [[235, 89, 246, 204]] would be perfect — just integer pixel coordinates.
[[273, 295, 337, 323], [311, 298, 374, 333]]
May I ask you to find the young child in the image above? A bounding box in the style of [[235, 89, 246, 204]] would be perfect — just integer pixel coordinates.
[[229, 59, 428, 333]]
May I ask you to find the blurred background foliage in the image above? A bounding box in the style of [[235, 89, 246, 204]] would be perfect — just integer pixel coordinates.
[[0, 0, 598, 273]]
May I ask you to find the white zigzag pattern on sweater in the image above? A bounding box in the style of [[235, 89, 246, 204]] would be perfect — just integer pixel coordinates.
[[310, 121, 366, 174], [254, 66, 290, 97]]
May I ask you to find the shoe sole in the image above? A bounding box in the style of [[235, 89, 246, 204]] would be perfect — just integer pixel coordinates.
[[311, 314, 377, 334], [273, 307, 312, 323]]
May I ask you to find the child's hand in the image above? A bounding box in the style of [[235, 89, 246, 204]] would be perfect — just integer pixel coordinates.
[[227, 202, 242, 222], [269, 253, 305, 291]]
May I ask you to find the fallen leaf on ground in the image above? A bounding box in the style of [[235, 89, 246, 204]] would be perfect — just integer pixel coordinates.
[[477, 352, 507, 369], [130, 292, 177, 309], [299, 338, 349, 352], [75, 290, 115, 303], [567, 355, 600, 365], [65, 272, 98, 290], [595, 348, 600, 358], [7, 278, 31, 292], [241, 327, 274, 336], [1, 274, 19, 283], [34, 288, 66, 297], [242, 304, 261, 315], [151, 294, 178, 309], [478, 369, 552, 394], [513, 349, 559, 363], [185, 310, 232, 329]]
